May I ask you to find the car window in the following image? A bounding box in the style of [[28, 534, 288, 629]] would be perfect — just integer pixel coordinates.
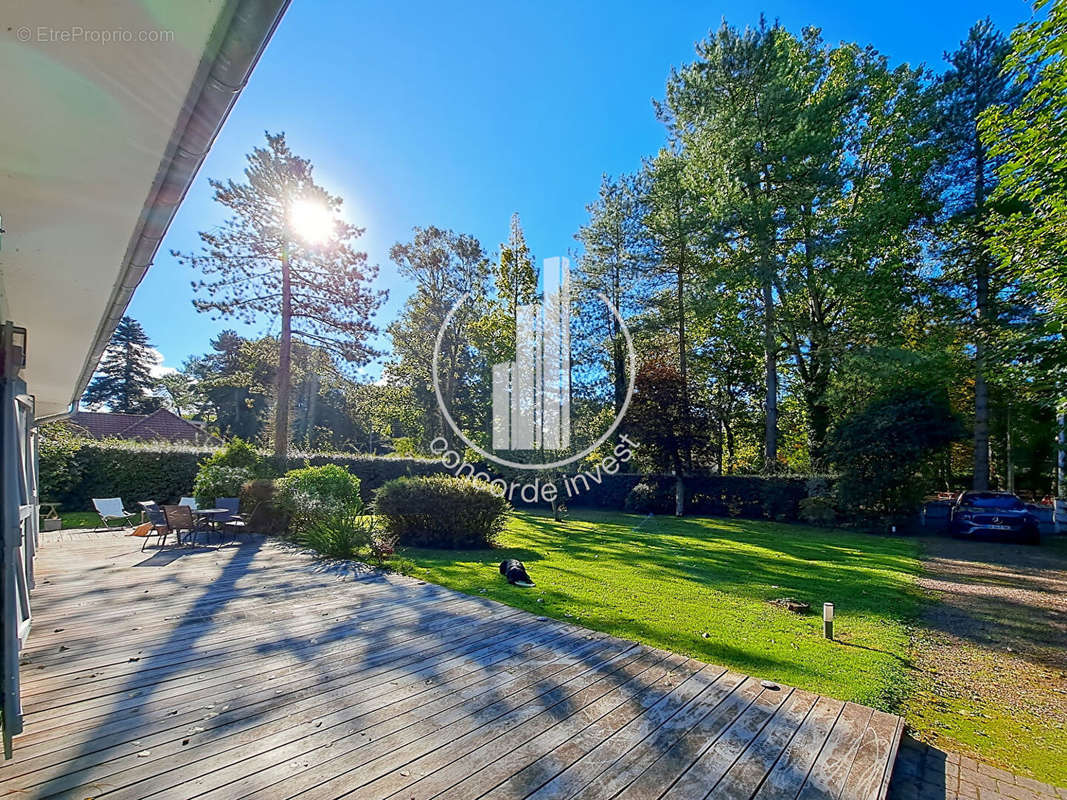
[[965, 494, 1024, 510]]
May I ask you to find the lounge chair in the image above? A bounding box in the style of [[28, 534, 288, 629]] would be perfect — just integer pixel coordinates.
[[92, 498, 136, 531], [138, 501, 172, 551], [179, 496, 198, 510]]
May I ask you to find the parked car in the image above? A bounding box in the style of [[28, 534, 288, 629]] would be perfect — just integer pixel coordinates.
[[948, 491, 1040, 543]]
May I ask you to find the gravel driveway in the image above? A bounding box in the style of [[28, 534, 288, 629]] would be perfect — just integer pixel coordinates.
[[903, 534, 1067, 786]]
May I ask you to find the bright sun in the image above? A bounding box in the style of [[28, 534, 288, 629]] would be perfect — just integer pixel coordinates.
[[289, 198, 335, 244]]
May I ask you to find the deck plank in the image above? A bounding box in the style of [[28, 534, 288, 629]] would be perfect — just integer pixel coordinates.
[[752, 695, 843, 800], [708, 689, 820, 800], [0, 529, 902, 800], [796, 703, 875, 800]]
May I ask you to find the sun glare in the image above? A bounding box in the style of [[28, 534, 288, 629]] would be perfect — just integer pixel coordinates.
[[289, 198, 335, 244]]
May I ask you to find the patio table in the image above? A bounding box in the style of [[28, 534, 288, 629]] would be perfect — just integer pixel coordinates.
[[191, 508, 227, 546]]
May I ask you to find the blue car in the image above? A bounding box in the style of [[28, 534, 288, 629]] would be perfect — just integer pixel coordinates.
[[948, 491, 1040, 544]]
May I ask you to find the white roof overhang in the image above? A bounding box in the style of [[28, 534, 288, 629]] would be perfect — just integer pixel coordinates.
[[0, 0, 288, 418]]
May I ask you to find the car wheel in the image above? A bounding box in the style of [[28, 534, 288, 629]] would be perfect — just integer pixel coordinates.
[[1022, 526, 1040, 545]]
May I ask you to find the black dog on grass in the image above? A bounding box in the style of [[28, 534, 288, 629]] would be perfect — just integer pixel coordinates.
[[499, 559, 535, 587]]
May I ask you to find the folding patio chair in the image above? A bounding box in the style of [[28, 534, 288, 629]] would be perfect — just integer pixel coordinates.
[[162, 504, 204, 547], [92, 497, 136, 531], [179, 496, 198, 510], [138, 501, 172, 551]]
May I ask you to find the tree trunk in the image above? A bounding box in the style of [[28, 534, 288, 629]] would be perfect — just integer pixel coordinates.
[[1057, 402, 1065, 498], [305, 372, 319, 447], [973, 127, 991, 491], [1006, 401, 1014, 494], [762, 276, 778, 469], [612, 271, 627, 415], [676, 264, 692, 471], [273, 248, 292, 462], [803, 355, 831, 467], [674, 472, 685, 517], [724, 420, 736, 475], [715, 417, 724, 475]]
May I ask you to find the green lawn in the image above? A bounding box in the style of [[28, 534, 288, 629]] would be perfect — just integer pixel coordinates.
[[44, 511, 102, 529], [403, 509, 922, 711]]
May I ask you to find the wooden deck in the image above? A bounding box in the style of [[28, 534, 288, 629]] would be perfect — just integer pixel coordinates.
[[1, 530, 902, 800]]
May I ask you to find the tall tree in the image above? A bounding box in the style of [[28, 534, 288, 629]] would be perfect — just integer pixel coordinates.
[[642, 151, 707, 469], [659, 19, 809, 470], [386, 226, 491, 446], [936, 20, 1018, 489], [982, 0, 1067, 495], [185, 330, 274, 441], [156, 372, 200, 418], [982, 0, 1067, 322], [173, 132, 385, 460], [496, 213, 537, 320], [575, 173, 649, 414], [627, 358, 706, 514], [774, 45, 937, 464], [82, 316, 164, 414]]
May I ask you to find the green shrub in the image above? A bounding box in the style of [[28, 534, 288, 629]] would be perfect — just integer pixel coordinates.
[[39, 423, 84, 501], [192, 439, 270, 507], [193, 465, 254, 507], [49, 437, 211, 508], [624, 482, 661, 514], [374, 475, 511, 549], [277, 464, 363, 527], [200, 438, 267, 475], [799, 496, 837, 526], [240, 479, 289, 533], [828, 388, 962, 519], [293, 511, 371, 559], [33, 434, 448, 511]]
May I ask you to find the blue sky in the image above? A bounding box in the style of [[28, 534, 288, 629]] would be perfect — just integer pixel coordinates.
[[129, 0, 1035, 378]]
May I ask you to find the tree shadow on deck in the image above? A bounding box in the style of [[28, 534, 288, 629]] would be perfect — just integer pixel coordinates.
[[17, 533, 817, 800]]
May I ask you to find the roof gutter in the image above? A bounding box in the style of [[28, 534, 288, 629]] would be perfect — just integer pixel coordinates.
[[68, 0, 290, 414]]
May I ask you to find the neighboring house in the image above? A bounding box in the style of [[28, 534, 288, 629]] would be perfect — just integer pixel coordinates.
[[67, 410, 221, 446], [0, 0, 288, 756]]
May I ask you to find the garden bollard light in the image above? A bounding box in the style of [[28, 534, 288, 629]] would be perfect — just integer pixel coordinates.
[[824, 602, 834, 640]]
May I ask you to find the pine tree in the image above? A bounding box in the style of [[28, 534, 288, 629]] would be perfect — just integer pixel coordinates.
[[937, 19, 1019, 490], [82, 317, 163, 413], [496, 213, 537, 320], [173, 132, 385, 460], [576, 173, 649, 415]]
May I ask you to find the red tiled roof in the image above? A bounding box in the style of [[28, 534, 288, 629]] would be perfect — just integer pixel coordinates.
[[68, 409, 220, 444]]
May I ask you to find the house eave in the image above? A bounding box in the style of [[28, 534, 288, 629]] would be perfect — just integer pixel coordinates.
[[68, 0, 290, 417]]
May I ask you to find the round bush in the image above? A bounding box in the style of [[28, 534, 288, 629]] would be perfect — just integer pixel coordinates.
[[200, 438, 265, 474], [277, 464, 363, 526], [624, 482, 660, 514], [374, 475, 511, 549], [193, 465, 254, 507]]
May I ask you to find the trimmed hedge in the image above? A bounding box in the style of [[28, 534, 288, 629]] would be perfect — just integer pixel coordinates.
[[41, 435, 826, 522], [616, 475, 819, 520], [43, 438, 447, 510]]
